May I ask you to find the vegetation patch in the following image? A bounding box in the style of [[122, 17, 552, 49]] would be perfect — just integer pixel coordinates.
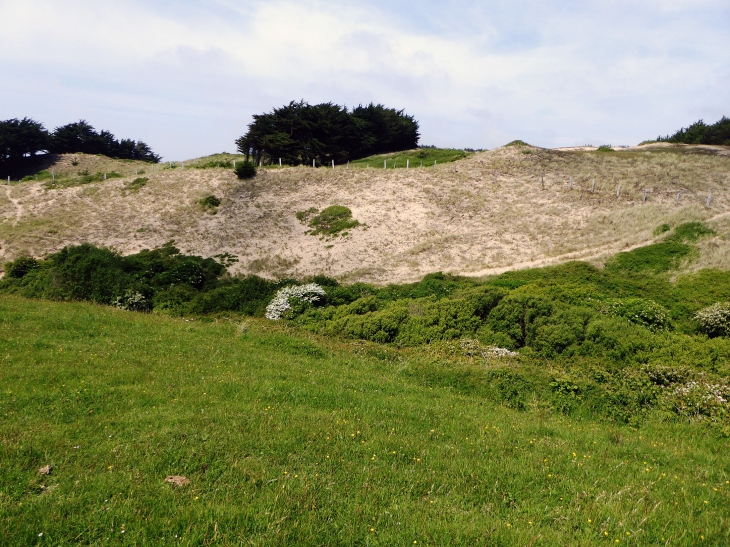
[[348, 148, 468, 169], [234, 161, 256, 179], [596, 145, 615, 152], [506, 139, 531, 146], [199, 195, 221, 213], [299, 205, 360, 237], [124, 177, 148, 194]]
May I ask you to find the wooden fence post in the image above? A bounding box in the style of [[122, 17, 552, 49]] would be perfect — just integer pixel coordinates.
[[707, 194, 712, 207], [616, 185, 620, 198], [591, 179, 595, 193]]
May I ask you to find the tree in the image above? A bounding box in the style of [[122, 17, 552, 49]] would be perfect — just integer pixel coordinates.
[[657, 116, 730, 146], [236, 100, 420, 166], [0, 118, 50, 164], [50, 120, 161, 162]]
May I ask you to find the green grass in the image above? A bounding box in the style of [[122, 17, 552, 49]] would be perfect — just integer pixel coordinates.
[[1, 296, 729, 546], [186, 153, 248, 169], [348, 148, 470, 169]]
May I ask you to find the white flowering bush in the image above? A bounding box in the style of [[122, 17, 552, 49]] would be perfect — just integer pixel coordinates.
[[668, 381, 730, 421], [694, 302, 730, 338], [114, 289, 150, 312], [265, 283, 326, 320]]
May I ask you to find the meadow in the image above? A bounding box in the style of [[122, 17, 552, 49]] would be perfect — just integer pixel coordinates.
[[1, 295, 729, 546]]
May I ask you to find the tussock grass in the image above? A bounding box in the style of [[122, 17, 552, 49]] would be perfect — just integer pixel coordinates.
[[0, 296, 728, 545]]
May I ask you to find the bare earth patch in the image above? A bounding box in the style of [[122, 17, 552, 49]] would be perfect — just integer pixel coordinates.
[[1, 146, 729, 283]]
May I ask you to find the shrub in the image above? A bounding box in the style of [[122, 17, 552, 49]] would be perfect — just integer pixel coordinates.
[[604, 242, 691, 274], [114, 289, 151, 312], [609, 298, 670, 332], [596, 145, 614, 152], [265, 283, 327, 320], [695, 302, 730, 338], [653, 223, 670, 236], [4, 256, 39, 278], [307, 206, 360, 237], [235, 161, 256, 179], [667, 222, 715, 243], [199, 195, 221, 211], [125, 177, 148, 193]]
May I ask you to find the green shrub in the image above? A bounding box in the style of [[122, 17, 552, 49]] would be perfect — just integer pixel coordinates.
[[604, 242, 691, 274], [653, 223, 670, 236], [505, 140, 530, 147], [234, 161, 256, 179], [667, 222, 715, 243], [608, 298, 670, 331], [4, 256, 39, 278], [597, 145, 614, 152], [307, 206, 359, 237], [695, 302, 730, 338], [199, 195, 221, 214], [125, 177, 148, 193]]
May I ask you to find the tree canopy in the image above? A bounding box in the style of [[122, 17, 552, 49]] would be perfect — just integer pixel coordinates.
[[656, 116, 730, 146], [0, 118, 161, 170], [236, 101, 420, 166]]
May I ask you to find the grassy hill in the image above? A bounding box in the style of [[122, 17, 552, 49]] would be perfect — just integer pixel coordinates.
[[1, 294, 729, 545], [2, 143, 729, 283]]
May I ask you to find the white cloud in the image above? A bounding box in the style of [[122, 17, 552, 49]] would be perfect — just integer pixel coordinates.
[[0, 0, 728, 158]]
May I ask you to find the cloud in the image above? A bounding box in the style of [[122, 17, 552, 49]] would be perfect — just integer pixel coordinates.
[[0, 0, 728, 158]]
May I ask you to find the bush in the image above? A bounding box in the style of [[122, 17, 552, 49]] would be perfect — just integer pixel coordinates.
[[199, 195, 221, 210], [235, 161, 256, 179], [307, 206, 359, 237], [597, 145, 614, 152], [125, 177, 148, 193], [4, 256, 39, 278], [653, 223, 670, 236], [695, 302, 730, 338], [609, 298, 670, 332]]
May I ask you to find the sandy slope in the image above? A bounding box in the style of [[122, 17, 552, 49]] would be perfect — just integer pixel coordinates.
[[1, 144, 729, 283]]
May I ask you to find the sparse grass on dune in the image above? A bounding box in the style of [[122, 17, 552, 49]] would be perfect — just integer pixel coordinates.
[[1, 146, 729, 284], [347, 148, 470, 169], [1, 295, 729, 546]]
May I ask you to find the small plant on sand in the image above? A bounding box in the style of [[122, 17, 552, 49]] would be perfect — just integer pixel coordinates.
[[124, 177, 148, 194], [306, 206, 360, 238], [235, 161, 257, 179], [597, 145, 615, 152], [199, 195, 221, 214]]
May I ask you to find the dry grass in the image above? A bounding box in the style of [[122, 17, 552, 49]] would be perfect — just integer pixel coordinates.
[[1, 146, 729, 283]]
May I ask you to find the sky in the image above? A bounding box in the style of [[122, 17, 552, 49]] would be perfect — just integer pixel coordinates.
[[0, 0, 728, 160]]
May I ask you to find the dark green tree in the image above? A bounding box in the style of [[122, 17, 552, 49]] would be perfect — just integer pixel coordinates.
[[657, 116, 730, 145], [236, 100, 419, 166], [0, 118, 50, 165]]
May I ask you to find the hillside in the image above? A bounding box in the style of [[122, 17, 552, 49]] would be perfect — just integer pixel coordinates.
[[1, 296, 728, 545], [1, 143, 729, 283]]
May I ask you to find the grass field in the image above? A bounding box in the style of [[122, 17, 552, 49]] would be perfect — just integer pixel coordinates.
[[1, 295, 728, 546]]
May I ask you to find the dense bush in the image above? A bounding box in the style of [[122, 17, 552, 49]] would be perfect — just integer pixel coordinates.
[[695, 302, 730, 338], [234, 161, 256, 179]]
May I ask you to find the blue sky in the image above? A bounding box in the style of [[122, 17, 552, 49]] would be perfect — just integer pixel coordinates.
[[0, 0, 728, 160]]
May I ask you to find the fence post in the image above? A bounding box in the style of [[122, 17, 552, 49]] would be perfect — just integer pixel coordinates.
[[332, 160, 335, 169], [707, 194, 712, 207], [233, 160, 236, 168], [541, 174, 544, 190], [569, 176, 573, 190], [406, 159, 409, 170], [434, 160, 437, 167], [104, 173, 107, 180], [616, 185, 620, 198], [313, 159, 315, 168], [643, 189, 647, 202], [676, 192, 680, 205], [384, 160, 386, 170], [494, 171, 498, 183], [591, 179, 595, 193]]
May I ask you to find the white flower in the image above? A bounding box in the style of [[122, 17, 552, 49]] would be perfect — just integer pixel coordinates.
[[265, 283, 326, 320]]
